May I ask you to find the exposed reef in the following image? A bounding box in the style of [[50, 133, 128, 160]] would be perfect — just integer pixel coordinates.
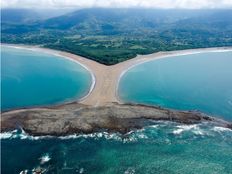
[[1, 103, 231, 136]]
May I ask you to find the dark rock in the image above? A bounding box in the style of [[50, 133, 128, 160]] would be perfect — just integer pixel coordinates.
[[1, 102, 231, 136]]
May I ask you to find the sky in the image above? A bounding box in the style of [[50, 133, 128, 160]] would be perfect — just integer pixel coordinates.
[[1, 0, 232, 9]]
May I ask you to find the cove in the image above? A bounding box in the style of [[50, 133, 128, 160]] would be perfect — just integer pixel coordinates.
[[1, 46, 93, 111], [118, 51, 232, 121]]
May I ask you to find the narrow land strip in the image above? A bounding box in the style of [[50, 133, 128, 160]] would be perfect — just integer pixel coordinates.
[[3, 44, 231, 106], [1, 44, 232, 136]]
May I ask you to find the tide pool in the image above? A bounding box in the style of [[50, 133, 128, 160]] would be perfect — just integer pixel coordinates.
[[118, 51, 232, 121], [1, 46, 93, 111]]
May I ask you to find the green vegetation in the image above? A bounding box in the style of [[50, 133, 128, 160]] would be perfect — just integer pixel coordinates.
[[1, 8, 232, 65]]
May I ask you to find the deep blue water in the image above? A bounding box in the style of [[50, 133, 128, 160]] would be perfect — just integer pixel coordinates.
[[1, 46, 92, 111], [118, 51, 232, 121], [1, 122, 232, 174]]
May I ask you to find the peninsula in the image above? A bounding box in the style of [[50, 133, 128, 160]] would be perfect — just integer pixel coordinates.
[[1, 102, 232, 136], [1, 45, 232, 136], [6, 45, 232, 106]]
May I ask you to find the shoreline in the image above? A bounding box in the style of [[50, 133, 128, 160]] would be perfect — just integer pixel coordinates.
[[1, 44, 232, 136], [114, 46, 232, 105], [2, 43, 232, 107], [1, 44, 96, 105], [1, 102, 232, 136]]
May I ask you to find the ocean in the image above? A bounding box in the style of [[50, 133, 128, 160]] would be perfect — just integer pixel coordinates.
[[1, 46, 93, 111], [1, 122, 232, 174], [118, 51, 232, 121], [1, 48, 232, 174]]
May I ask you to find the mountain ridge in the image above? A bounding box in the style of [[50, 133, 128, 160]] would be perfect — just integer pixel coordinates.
[[1, 8, 232, 65]]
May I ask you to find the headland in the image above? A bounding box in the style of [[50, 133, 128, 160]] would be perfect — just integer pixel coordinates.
[[1, 44, 232, 136]]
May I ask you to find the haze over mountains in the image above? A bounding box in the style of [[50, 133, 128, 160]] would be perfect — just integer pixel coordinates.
[[1, 8, 232, 64], [1, 8, 74, 23]]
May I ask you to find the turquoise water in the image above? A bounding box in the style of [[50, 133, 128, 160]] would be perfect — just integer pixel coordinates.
[[118, 51, 232, 121], [1, 49, 232, 174], [1, 122, 232, 174], [1, 46, 92, 111]]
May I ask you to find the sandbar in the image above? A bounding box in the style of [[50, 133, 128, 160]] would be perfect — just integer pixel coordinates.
[[2, 44, 232, 107]]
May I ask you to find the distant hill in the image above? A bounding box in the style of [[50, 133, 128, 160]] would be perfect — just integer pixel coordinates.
[[1, 8, 73, 23], [39, 8, 221, 31], [1, 8, 232, 65], [1, 9, 40, 23]]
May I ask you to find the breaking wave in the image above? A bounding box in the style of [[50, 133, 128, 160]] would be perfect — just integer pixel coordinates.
[[1, 122, 232, 142]]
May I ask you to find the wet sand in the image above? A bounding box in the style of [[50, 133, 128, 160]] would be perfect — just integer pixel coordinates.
[[2, 44, 232, 106]]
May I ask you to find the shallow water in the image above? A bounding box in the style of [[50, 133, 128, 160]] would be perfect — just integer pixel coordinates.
[[2, 49, 232, 174], [1, 46, 93, 111], [118, 51, 232, 121], [1, 122, 232, 174]]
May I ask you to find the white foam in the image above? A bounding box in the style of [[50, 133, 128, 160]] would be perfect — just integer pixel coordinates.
[[124, 167, 135, 174], [19, 169, 28, 174], [18, 129, 53, 140], [0, 130, 16, 139], [192, 129, 204, 135], [3, 124, 224, 142], [59, 132, 123, 141], [59, 134, 80, 139], [137, 133, 148, 139], [40, 154, 51, 164], [32, 167, 47, 174], [149, 125, 159, 128], [125, 130, 135, 135], [0, 129, 53, 140], [173, 125, 197, 135], [212, 126, 232, 133], [0, 130, 123, 141], [172, 124, 232, 136], [79, 168, 84, 174]]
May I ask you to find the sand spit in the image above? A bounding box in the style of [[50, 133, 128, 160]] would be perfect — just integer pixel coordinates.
[[1, 44, 232, 136], [60, 47, 232, 106], [2, 44, 232, 106]]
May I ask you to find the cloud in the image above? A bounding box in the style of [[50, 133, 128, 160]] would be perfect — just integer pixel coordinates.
[[1, 0, 232, 9]]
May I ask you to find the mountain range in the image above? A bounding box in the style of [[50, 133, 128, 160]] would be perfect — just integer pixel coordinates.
[[1, 8, 232, 65]]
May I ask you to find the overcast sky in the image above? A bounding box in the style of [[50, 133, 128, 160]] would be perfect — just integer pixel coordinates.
[[1, 0, 232, 9]]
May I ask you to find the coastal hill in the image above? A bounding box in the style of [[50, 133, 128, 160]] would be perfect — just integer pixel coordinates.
[[2, 8, 232, 65]]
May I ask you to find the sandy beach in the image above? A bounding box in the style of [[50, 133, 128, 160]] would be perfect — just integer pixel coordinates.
[[2, 44, 232, 106]]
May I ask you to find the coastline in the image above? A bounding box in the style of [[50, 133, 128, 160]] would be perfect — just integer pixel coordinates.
[[113, 46, 232, 105], [2, 43, 232, 107], [115, 47, 232, 104], [1, 102, 232, 136], [1, 43, 232, 136], [1, 44, 96, 105]]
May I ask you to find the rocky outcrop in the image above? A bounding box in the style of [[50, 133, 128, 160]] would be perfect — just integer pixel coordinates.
[[1, 102, 231, 136]]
